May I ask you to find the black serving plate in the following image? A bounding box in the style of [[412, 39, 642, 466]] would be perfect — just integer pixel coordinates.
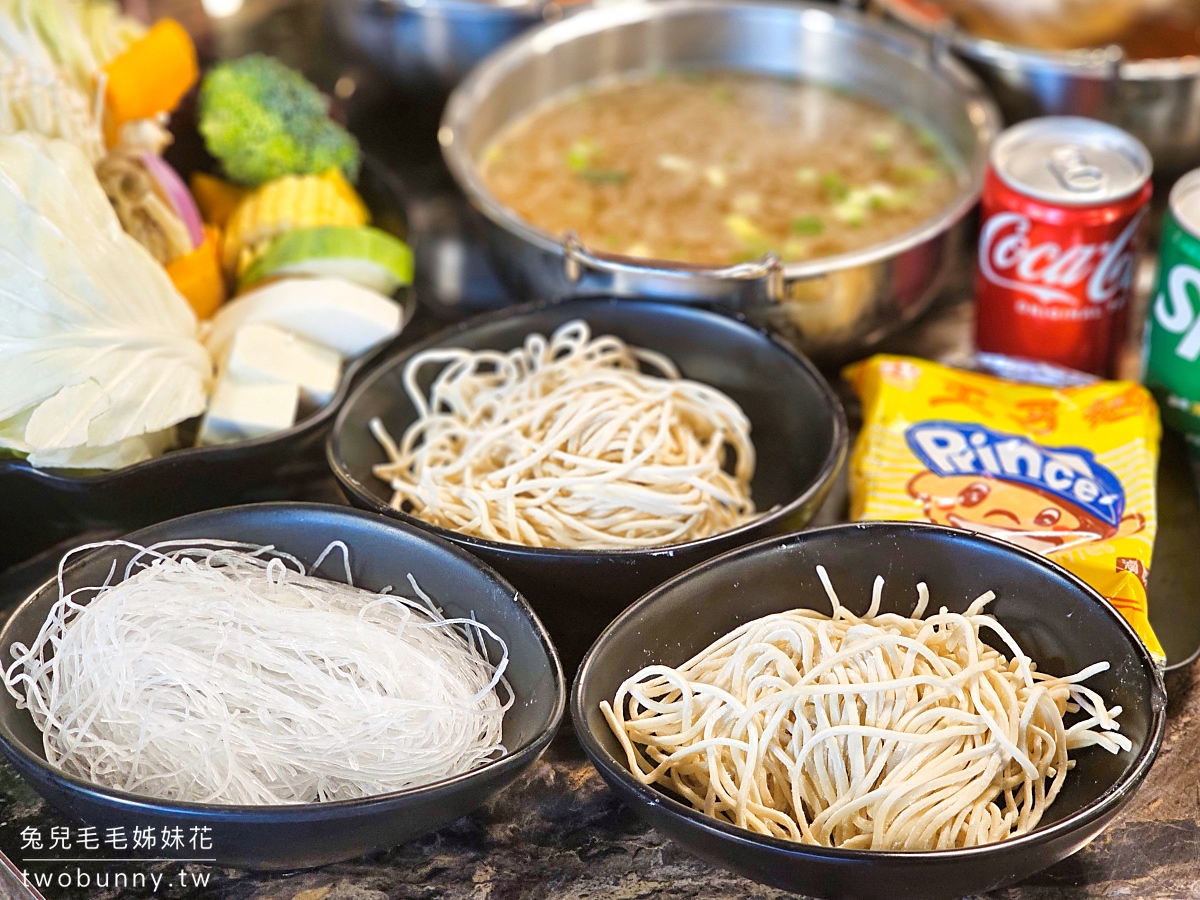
[[328, 297, 849, 672], [0, 158, 414, 572], [572, 521, 1166, 900], [0, 503, 564, 871]]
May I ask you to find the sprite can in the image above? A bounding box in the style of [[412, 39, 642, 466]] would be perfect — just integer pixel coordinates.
[[1145, 169, 1200, 453]]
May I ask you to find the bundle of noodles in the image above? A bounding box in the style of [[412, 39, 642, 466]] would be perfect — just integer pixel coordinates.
[[370, 320, 756, 549], [0, 58, 102, 161], [3, 541, 511, 805], [0, 0, 143, 161], [96, 151, 193, 265], [603, 568, 1131, 850], [0, 0, 143, 96], [938, 0, 1175, 49]]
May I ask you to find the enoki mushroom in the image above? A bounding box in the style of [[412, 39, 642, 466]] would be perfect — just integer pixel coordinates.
[[4, 540, 510, 805], [370, 320, 756, 549], [602, 568, 1130, 850]]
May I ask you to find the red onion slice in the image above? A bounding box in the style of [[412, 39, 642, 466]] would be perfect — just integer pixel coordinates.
[[140, 153, 205, 250]]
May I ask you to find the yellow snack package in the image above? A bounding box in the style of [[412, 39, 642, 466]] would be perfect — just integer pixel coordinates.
[[846, 355, 1164, 662]]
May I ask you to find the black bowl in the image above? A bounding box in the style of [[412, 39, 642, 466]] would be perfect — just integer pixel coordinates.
[[328, 297, 848, 672], [0, 158, 414, 572], [0, 503, 564, 871], [571, 521, 1166, 900]]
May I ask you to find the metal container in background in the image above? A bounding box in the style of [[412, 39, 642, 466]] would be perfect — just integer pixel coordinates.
[[1145, 169, 1200, 453], [873, 0, 1200, 181], [331, 0, 586, 101], [439, 0, 1001, 363]]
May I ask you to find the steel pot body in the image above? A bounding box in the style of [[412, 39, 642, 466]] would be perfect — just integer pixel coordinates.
[[333, 0, 585, 100]]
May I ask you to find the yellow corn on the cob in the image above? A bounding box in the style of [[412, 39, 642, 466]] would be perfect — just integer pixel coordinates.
[[222, 169, 369, 276]]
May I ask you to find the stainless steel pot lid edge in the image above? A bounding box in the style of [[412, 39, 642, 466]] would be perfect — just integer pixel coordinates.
[[365, 0, 550, 16], [874, 0, 1200, 79]]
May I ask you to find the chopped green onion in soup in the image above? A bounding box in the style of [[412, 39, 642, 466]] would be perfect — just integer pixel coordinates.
[[658, 154, 694, 174], [578, 169, 628, 185], [790, 215, 825, 236], [565, 137, 599, 172], [732, 192, 762, 215], [795, 167, 819, 186], [821, 173, 850, 202], [725, 214, 768, 247], [870, 132, 895, 155], [704, 166, 728, 189]]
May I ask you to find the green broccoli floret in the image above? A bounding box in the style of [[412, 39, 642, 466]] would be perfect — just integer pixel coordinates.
[[198, 54, 360, 187]]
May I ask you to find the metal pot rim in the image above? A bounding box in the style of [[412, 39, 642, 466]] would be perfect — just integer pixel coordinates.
[[439, 0, 1000, 282], [875, 0, 1200, 81], [363, 0, 553, 15]]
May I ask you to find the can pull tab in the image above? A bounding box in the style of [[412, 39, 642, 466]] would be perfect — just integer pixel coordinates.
[[1050, 146, 1105, 194]]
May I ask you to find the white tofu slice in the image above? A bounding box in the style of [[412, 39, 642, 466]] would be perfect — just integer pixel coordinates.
[[197, 374, 299, 445], [205, 277, 402, 362], [225, 323, 342, 407]]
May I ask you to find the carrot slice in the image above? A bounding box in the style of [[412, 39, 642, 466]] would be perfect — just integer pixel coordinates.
[[168, 226, 227, 319], [191, 172, 249, 229]]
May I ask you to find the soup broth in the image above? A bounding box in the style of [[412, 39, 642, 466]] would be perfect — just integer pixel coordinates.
[[479, 72, 960, 267]]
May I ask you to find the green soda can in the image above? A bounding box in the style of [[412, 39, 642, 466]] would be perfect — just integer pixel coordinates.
[[1145, 170, 1200, 453]]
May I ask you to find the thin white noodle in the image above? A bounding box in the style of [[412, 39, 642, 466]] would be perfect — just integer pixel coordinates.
[[370, 320, 756, 549], [601, 571, 1131, 850], [4, 540, 511, 806]]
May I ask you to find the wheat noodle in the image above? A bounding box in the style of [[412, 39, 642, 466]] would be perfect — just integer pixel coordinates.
[[370, 320, 756, 549], [601, 568, 1130, 850]]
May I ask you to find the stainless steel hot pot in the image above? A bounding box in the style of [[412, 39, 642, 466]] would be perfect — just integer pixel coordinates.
[[332, 0, 586, 99], [438, 0, 1001, 361], [874, 0, 1200, 180]]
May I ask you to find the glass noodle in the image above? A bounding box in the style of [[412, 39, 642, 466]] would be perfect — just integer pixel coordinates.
[[4, 540, 511, 805]]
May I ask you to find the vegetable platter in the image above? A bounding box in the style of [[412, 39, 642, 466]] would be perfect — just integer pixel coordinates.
[[0, 0, 417, 569]]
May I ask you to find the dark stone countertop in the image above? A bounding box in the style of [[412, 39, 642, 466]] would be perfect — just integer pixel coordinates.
[[0, 659, 1198, 900]]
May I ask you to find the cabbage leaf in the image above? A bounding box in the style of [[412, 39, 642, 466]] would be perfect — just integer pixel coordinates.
[[0, 132, 211, 469]]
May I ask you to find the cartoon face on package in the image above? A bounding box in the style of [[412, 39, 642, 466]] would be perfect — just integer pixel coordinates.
[[905, 422, 1146, 556], [847, 356, 1163, 661]]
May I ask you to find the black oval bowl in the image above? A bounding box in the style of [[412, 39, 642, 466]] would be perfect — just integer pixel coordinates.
[[0, 503, 565, 871], [571, 521, 1166, 900], [328, 297, 848, 672], [0, 158, 414, 572]]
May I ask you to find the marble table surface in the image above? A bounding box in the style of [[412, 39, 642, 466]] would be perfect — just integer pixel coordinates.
[[0, 659, 1197, 900], [1, 2, 1197, 897]]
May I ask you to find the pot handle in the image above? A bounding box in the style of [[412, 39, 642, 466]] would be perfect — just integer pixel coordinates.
[[867, 0, 959, 72], [562, 232, 786, 303], [1100, 44, 1126, 101]]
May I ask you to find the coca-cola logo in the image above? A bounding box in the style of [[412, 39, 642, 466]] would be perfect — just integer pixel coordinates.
[[978, 209, 1145, 307]]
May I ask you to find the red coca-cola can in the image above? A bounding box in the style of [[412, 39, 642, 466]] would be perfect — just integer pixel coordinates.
[[975, 117, 1153, 377]]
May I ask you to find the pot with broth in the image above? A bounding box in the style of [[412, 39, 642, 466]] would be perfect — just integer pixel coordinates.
[[440, 0, 998, 361], [479, 73, 960, 267]]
